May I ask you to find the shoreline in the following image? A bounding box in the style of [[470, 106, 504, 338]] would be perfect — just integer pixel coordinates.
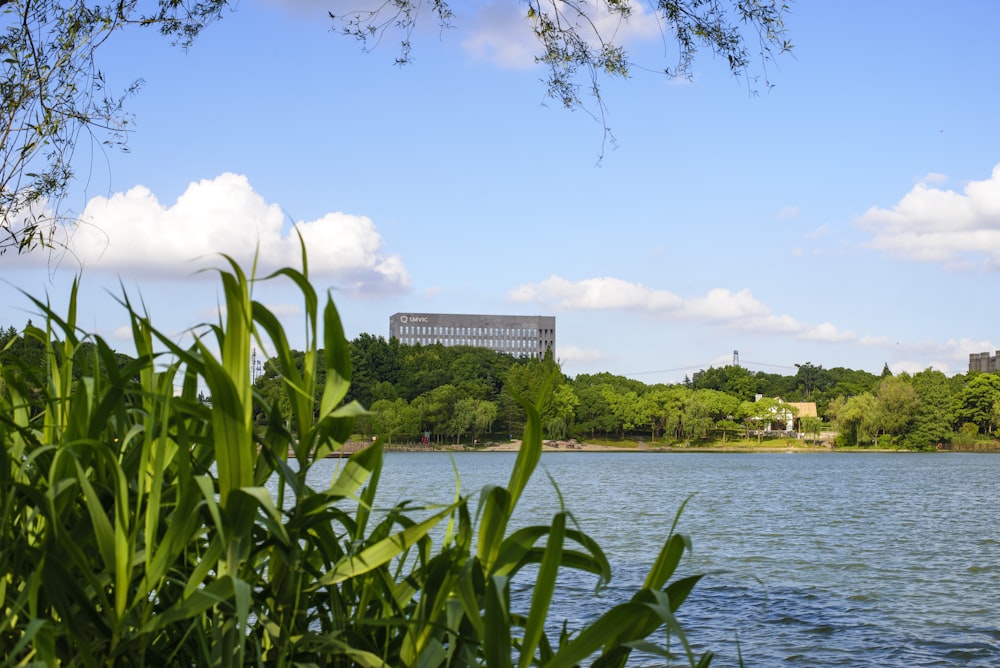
[[480, 441, 870, 454], [408, 440, 985, 454], [351, 438, 1000, 455]]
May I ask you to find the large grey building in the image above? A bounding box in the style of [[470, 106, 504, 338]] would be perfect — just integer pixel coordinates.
[[389, 313, 555, 359], [969, 351, 1000, 373]]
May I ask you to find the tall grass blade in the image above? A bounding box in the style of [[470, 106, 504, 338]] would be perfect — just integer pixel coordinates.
[[317, 502, 458, 586], [518, 511, 566, 668]]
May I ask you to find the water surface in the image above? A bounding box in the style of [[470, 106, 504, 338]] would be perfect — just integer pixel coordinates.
[[307, 452, 1000, 666]]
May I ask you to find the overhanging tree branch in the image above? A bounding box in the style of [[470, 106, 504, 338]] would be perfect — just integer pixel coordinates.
[[1, 1, 792, 255]]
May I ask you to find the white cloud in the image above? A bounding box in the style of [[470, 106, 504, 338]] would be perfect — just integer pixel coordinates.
[[510, 276, 860, 344], [890, 360, 951, 376], [857, 163, 1000, 267], [508, 275, 680, 310], [15, 173, 410, 297], [460, 2, 538, 69], [776, 206, 799, 219], [917, 172, 948, 185], [800, 322, 856, 343], [807, 224, 830, 239], [269, 1, 662, 71], [881, 337, 996, 377], [941, 337, 997, 363], [679, 288, 769, 320], [859, 335, 891, 347], [557, 344, 605, 363], [460, 1, 661, 69], [263, 303, 302, 317]]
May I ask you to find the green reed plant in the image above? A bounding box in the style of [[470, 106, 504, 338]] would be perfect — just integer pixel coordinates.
[[0, 249, 714, 667]]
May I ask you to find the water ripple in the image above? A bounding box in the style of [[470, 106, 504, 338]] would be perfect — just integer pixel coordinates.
[[314, 451, 1000, 667]]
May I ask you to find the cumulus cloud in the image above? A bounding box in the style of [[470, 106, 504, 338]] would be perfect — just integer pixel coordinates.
[[679, 288, 769, 320], [876, 337, 997, 377], [460, 2, 538, 69], [859, 335, 891, 347], [16, 173, 410, 297], [460, 1, 661, 69], [857, 163, 1000, 267], [889, 359, 962, 376], [940, 337, 997, 364], [263, 303, 303, 317], [508, 275, 681, 310], [509, 275, 858, 344], [917, 172, 948, 185], [800, 322, 857, 343], [266, 1, 663, 72], [557, 344, 606, 364]]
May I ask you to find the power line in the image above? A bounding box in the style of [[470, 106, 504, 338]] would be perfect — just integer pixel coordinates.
[[623, 357, 799, 378], [624, 364, 714, 377], [741, 359, 797, 371]]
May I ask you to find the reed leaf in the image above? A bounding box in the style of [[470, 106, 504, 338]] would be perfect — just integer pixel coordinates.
[[518, 511, 566, 668], [317, 502, 459, 586]]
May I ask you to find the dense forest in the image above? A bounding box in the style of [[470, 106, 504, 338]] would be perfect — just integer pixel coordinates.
[[4, 325, 999, 450], [254, 333, 999, 451]]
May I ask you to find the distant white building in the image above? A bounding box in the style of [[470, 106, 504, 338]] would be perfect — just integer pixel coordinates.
[[756, 396, 818, 432], [389, 312, 555, 359]]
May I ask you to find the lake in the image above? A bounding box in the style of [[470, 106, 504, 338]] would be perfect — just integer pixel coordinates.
[[304, 451, 1000, 667]]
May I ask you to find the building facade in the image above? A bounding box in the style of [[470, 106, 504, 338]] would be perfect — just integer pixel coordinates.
[[389, 313, 555, 359], [969, 351, 1000, 373]]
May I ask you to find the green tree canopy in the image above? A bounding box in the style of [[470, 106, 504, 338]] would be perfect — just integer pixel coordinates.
[[905, 368, 955, 449], [874, 373, 919, 446], [831, 392, 879, 447], [692, 364, 758, 401], [953, 373, 1000, 434]]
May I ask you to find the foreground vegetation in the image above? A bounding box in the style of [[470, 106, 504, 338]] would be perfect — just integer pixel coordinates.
[[1, 256, 714, 666]]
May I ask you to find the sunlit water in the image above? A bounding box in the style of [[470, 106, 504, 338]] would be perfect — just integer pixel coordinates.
[[296, 452, 1000, 667]]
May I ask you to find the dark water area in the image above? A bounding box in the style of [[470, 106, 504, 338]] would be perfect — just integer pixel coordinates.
[[306, 452, 1000, 666]]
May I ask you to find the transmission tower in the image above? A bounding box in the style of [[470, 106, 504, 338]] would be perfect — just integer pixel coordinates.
[[733, 349, 740, 367], [251, 347, 262, 383]]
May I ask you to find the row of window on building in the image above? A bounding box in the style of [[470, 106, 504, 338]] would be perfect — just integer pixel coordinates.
[[398, 324, 544, 338], [399, 337, 540, 350]]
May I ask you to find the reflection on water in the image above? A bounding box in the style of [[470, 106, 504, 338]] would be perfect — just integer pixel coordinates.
[[298, 452, 1000, 667]]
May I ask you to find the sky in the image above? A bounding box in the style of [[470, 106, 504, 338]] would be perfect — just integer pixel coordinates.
[[4, 0, 1000, 384]]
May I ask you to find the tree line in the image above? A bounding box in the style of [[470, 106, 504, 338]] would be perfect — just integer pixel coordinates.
[[5, 324, 999, 449], [253, 335, 1000, 450]]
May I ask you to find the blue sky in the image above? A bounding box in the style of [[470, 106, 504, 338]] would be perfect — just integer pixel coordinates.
[[4, 1, 1000, 383]]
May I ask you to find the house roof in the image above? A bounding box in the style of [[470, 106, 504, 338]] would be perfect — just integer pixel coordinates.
[[785, 402, 818, 418]]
